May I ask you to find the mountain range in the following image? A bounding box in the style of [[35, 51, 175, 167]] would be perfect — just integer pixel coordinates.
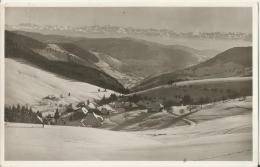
[[6, 23, 252, 41]]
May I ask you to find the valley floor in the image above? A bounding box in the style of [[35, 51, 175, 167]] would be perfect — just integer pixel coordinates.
[[5, 97, 252, 161]]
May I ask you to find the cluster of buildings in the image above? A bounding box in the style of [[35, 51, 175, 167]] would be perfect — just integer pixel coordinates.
[[46, 94, 199, 128], [61, 98, 166, 127]]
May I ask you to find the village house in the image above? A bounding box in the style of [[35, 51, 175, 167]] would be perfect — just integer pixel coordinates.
[[79, 105, 104, 127], [136, 99, 163, 112], [97, 104, 116, 115], [170, 106, 189, 116], [81, 112, 103, 127], [147, 102, 164, 113], [110, 101, 131, 113], [137, 100, 152, 108]]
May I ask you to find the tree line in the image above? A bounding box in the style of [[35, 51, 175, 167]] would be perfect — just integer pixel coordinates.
[[5, 104, 40, 124]]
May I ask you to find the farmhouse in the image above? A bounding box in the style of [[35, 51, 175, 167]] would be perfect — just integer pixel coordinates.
[[81, 112, 103, 127], [110, 101, 131, 112], [80, 106, 104, 127], [137, 100, 163, 112], [111, 101, 124, 108], [75, 101, 97, 110], [88, 102, 96, 109], [137, 100, 152, 108], [147, 102, 164, 113], [76, 101, 86, 108], [97, 104, 116, 115], [170, 106, 189, 116]]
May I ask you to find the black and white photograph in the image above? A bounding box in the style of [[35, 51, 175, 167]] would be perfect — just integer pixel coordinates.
[[1, 1, 259, 166]]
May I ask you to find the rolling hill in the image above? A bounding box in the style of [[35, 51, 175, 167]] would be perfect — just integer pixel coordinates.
[[5, 31, 126, 93], [133, 47, 252, 91], [12, 30, 84, 43], [73, 37, 199, 78], [168, 44, 220, 62]]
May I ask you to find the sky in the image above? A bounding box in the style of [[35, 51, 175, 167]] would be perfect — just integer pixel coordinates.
[[5, 7, 252, 33]]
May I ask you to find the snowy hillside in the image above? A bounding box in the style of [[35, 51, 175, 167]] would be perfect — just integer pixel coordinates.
[[5, 58, 118, 105]]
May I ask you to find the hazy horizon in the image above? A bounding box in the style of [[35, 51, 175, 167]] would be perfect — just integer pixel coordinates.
[[6, 7, 252, 33]]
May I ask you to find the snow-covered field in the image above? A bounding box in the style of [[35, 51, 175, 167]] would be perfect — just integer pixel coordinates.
[[5, 97, 252, 161]]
